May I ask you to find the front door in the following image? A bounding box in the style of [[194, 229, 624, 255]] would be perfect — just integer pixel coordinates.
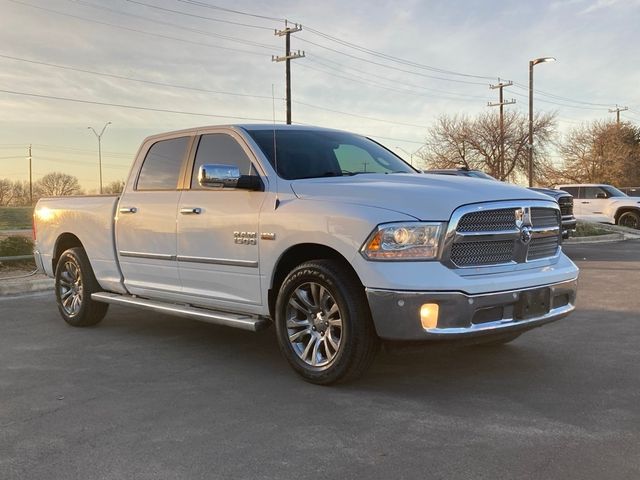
[[578, 186, 610, 222], [177, 132, 266, 309]]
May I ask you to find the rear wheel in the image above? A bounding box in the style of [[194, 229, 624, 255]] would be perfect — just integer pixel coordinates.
[[55, 247, 108, 327], [275, 260, 379, 385], [618, 211, 640, 229]]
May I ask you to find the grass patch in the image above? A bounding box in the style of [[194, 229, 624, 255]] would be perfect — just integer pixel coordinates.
[[573, 222, 611, 237], [0, 207, 33, 230]]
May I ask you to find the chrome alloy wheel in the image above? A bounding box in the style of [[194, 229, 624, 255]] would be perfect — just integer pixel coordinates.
[[58, 258, 83, 317], [285, 282, 343, 367]]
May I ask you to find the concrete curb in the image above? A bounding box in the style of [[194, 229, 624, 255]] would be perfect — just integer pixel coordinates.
[[564, 233, 626, 244], [0, 276, 54, 296]]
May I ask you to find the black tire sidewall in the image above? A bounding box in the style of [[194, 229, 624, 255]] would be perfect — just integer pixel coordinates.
[[55, 247, 104, 327], [274, 261, 370, 383], [619, 211, 640, 229]]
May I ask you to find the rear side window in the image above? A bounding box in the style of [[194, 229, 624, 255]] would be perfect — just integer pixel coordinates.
[[561, 186, 578, 197], [191, 134, 254, 189], [137, 136, 189, 190]]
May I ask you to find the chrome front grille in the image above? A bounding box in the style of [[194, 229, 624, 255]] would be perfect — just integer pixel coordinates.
[[444, 201, 561, 269]]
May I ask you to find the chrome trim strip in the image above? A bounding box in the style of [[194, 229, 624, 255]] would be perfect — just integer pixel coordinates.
[[177, 255, 259, 268], [91, 292, 268, 332], [119, 251, 176, 261]]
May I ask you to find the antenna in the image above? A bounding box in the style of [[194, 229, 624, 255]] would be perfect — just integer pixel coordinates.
[[272, 84, 280, 209]]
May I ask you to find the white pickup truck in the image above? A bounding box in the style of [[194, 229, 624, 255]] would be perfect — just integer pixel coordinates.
[[34, 125, 579, 384], [557, 184, 640, 229]]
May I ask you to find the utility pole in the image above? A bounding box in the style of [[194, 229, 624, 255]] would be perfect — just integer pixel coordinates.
[[272, 21, 305, 125], [88, 122, 111, 194], [488, 79, 515, 180], [609, 105, 628, 125], [27, 144, 33, 205]]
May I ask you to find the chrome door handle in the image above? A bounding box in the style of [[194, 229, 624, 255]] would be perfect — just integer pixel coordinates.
[[180, 207, 202, 215], [119, 207, 137, 214]]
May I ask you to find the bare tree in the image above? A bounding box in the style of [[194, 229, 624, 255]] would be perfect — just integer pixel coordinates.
[[35, 172, 83, 197], [0, 179, 14, 206], [419, 111, 557, 183], [548, 121, 640, 186], [10, 180, 32, 206], [103, 179, 125, 194]]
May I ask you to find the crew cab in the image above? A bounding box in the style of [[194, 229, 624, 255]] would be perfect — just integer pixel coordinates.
[[33, 125, 579, 384], [425, 168, 577, 237], [557, 184, 640, 229]]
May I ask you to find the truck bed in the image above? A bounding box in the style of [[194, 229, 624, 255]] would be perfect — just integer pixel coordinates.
[[34, 195, 126, 294]]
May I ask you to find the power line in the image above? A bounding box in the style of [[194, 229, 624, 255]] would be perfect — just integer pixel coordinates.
[[511, 82, 617, 108], [294, 101, 428, 129], [0, 53, 284, 101], [125, 0, 274, 30], [68, 0, 279, 50], [0, 88, 283, 122], [175, 0, 285, 23], [7, 0, 267, 57]]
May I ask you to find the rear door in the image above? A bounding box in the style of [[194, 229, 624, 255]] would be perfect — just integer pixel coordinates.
[[176, 130, 267, 308], [116, 134, 193, 296]]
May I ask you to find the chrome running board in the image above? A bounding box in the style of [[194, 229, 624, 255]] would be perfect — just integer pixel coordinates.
[[91, 292, 269, 332]]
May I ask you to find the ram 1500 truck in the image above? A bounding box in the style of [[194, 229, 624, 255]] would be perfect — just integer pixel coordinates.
[[34, 125, 579, 384]]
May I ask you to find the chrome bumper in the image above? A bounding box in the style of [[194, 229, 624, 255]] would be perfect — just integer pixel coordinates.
[[366, 278, 578, 341]]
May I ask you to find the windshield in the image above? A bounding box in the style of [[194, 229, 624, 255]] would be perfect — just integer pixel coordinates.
[[601, 185, 627, 197], [245, 129, 416, 180]]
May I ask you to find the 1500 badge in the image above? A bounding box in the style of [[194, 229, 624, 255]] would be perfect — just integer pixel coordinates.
[[234, 231, 257, 245]]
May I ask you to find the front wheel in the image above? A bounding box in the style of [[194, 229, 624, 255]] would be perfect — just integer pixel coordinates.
[[275, 260, 379, 385], [55, 247, 108, 327], [618, 211, 640, 229]]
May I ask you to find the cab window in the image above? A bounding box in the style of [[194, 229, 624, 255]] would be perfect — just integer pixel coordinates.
[[191, 134, 254, 189], [137, 136, 189, 190]]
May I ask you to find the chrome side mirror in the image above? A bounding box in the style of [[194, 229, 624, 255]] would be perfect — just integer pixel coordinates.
[[198, 164, 240, 189]]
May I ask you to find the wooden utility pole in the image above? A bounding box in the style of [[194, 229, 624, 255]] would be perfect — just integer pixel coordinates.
[[609, 105, 628, 125], [272, 21, 305, 125], [488, 80, 515, 180], [28, 144, 33, 205]]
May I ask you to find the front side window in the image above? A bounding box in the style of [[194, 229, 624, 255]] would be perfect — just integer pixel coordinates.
[[246, 129, 415, 180], [191, 134, 254, 189], [137, 136, 189, 190], [601, 185, 627, 198], [583, 186, 608, 199]]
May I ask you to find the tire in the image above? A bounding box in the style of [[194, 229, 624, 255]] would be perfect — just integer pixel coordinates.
[[55, 247, 108, 327], [617, 211, 640, 229], [474, 332, 521, 347], [274, 260, 379, 385]]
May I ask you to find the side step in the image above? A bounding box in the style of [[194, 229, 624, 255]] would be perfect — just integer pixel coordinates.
[[91, 292, 270, 332]]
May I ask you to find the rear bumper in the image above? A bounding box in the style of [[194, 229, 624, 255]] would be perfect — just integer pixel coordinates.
[[366, 278, 578, 341]]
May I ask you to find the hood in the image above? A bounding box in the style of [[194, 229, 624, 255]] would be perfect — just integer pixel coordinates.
[[290, 173, 553, 220], [611, 197, 640, 207], [528, 187, 569, 200]]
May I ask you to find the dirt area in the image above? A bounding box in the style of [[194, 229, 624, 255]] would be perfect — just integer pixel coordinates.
[[0, 261, 37, 278]]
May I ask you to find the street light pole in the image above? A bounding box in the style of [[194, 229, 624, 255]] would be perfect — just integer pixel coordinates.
[[88, 122, 111, 194], [528, 57, 555, 187]]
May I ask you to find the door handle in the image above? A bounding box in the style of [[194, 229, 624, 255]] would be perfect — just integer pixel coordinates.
[[180, 207, 202, 215], [581, 201, 590, 204], [119, 207, 137, 214]]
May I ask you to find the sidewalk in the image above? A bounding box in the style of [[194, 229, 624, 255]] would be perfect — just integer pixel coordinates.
[[0, 271, 53, 296]]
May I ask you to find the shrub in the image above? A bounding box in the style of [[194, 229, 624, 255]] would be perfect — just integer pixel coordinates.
[[0, 236, 34, 257]]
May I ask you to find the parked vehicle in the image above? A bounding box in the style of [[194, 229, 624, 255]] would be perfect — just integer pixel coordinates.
[[556, 184, 640, 229], [424, 168, 577, 238], [33, 125, 579, 384], [620, 187, 640, 197]]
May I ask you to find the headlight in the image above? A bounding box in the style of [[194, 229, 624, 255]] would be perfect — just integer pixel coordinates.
[[360, 222, 444, 260]]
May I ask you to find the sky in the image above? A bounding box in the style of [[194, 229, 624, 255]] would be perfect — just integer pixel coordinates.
[[1, 0, 639, 191]]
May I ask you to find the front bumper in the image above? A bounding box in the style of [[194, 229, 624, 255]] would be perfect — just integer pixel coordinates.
[[366, 278, 577, 341]]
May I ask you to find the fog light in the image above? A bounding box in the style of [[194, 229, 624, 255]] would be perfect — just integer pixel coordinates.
[[420, 303, 439, 329]]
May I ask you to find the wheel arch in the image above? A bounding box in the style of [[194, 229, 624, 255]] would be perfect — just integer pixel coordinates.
[[614, 206, 640, 223], [52, 232, 84, 274], [268, 243, 362, 318]]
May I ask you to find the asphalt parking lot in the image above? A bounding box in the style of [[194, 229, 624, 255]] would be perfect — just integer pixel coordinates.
[[1, 240, 639, 480]]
